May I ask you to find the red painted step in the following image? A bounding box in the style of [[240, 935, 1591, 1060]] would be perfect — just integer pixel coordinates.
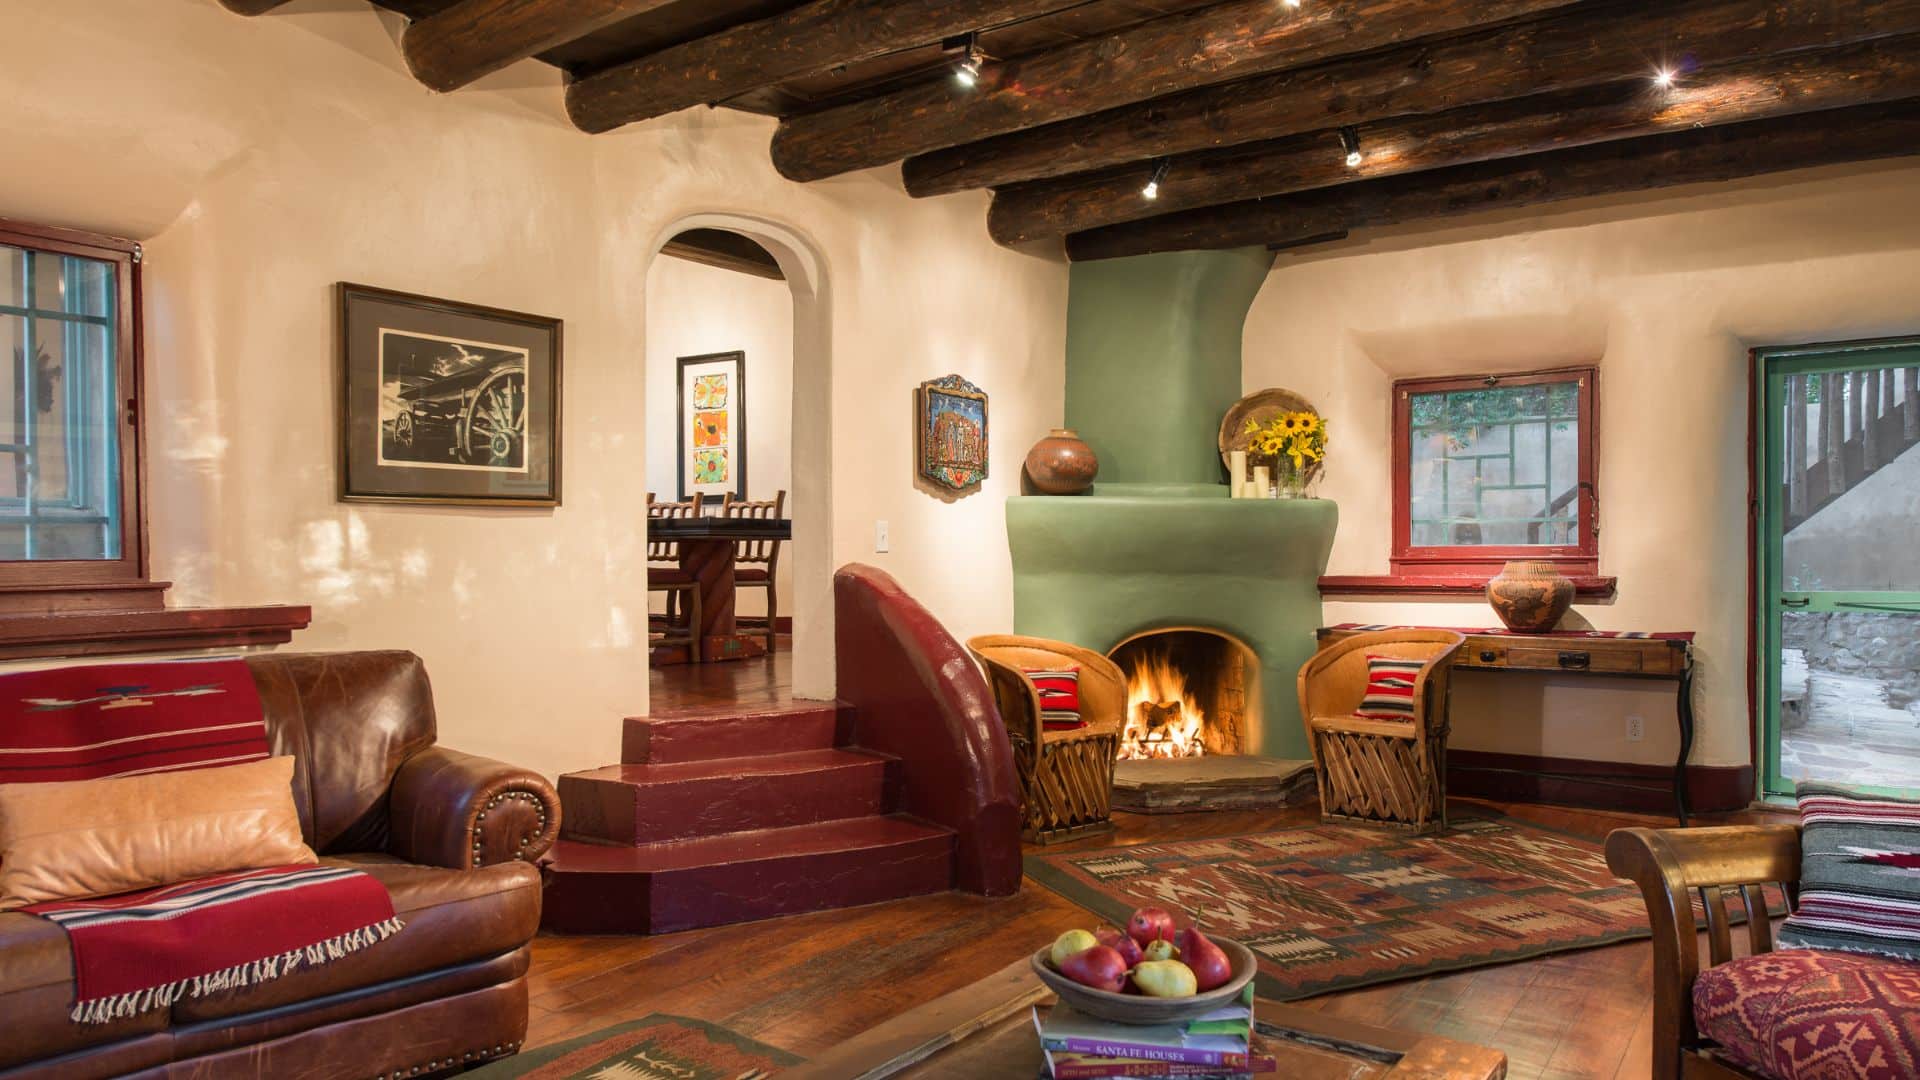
[[622, 702, 841, 764], [559, 748, 890, 845], [541, 815, 956, 934]]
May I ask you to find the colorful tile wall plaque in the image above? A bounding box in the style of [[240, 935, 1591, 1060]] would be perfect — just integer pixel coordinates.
[[916, 374, 988, 492], [677, 352, 746, 501]]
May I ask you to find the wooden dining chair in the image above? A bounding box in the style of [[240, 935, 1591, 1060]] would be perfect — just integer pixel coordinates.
[[721, 490, 786, 653], [647, 492, 704, 662]]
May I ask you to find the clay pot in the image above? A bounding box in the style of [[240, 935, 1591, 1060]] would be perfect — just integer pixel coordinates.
[[1487, 560, 1574, 633], [1024, 428, 1099, 495]]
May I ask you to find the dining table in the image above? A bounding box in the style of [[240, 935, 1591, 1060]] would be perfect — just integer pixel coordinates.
[[649, 515, 792, 663]]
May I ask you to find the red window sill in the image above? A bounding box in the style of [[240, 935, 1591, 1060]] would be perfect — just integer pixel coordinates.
[[0, 604, 313, 661], [1318, 574, 1618, 600]]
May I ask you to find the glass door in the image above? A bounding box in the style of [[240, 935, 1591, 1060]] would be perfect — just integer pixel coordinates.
[[1759, 341, 1920, 797]]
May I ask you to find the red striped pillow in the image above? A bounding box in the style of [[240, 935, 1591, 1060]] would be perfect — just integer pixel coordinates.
[[1023, 667, 1085, 730], [1353, 654, 1423, 722]]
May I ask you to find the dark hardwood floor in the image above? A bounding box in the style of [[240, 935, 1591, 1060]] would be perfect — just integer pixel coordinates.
[[535, 652, 1771, 1079]]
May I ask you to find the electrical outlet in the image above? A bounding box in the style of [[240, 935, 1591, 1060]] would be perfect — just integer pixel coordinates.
[[1626, 715, 1645, 742], [874, 519, 889, 553]]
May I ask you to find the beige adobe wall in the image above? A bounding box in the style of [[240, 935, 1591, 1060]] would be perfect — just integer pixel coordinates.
[[1244, 161, 1920, 772], [0, 0, 1067, 777], [644, 256, 795, 621]]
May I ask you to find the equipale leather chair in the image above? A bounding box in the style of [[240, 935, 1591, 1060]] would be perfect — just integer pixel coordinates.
[[1297, 629, 1464, 834], [0, 651, 562, 1080], [966, 634, 1123, 843]]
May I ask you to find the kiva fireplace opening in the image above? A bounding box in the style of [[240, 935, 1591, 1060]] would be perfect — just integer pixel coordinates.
[[1108, 630, 1255, 761]]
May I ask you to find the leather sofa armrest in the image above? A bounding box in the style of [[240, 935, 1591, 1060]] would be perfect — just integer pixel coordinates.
[[388, 746, 561, 869]]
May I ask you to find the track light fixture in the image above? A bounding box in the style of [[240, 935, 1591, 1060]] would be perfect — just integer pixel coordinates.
[[953, 32, 985, 87], [1339, 127, 1363, 168], [1142, 160, 1171, 200], [1283, 0, 1303, 7]]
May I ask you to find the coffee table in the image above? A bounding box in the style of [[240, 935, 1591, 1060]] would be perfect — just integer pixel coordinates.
[[785, 958, 1507, 1079]]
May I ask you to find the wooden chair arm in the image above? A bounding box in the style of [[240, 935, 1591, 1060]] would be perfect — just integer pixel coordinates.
[[1604, 825, 1801, 1080]]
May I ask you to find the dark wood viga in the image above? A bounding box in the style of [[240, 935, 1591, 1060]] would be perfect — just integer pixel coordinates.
[[1604, 825, 1803, 1080]]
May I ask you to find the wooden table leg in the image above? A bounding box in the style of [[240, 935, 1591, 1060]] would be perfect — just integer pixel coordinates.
[[676, 537, 766, 663]]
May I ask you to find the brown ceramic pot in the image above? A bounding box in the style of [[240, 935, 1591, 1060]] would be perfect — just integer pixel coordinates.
[[1024, 428, 1099, 495], [1486, 560, 1574, 633]]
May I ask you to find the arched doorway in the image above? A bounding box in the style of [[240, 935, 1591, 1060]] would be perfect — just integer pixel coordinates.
[[643, 215, 833, 702]]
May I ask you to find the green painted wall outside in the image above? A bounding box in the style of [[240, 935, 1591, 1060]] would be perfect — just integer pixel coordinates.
[[1064, 247, 1275, 484]]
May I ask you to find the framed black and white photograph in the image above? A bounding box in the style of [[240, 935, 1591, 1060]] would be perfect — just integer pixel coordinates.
[[338, 283, 562, 507], [677, 351, 747, 501]]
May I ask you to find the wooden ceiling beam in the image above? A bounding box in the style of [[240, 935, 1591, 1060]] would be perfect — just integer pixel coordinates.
[[401, 0, 679, 93], [1063, 100, 1920, 261], [767, 0, 1588, 183], [991, 35, 1920, 244], [908, 0, 1920, 197], [566, 0, 1080, 135]]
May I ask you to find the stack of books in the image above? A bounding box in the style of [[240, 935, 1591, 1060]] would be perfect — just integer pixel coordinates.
[[1032, 986, 1276, 1079]]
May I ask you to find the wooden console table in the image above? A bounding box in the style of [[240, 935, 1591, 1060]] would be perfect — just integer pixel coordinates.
[[1317, 624, 1697, 825]]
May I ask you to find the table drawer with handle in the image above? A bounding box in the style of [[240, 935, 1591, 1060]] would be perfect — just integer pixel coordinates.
[[1502, 646, 1644, 673]]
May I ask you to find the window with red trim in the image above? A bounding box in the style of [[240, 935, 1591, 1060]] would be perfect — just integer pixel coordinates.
[[1390, 366, 1599, 579]]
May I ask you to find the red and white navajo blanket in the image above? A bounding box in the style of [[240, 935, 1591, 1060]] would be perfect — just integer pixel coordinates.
[[21, 865, 403, 1023], [0, 658, 269, 782]]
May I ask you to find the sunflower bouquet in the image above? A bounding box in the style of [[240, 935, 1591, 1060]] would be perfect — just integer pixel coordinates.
[[1244, 409, 1327, 495]]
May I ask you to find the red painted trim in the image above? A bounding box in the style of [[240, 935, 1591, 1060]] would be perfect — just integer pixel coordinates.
[[1319, 573, 1617, 599], [1449, 750, 1753, 816], [1389, 366, 1600, 579]]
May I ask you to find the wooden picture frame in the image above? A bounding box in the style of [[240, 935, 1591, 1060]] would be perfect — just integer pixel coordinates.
[[338, 283, 562, 507], [916, 374, 989, 492], [677, 351, 747, 502]]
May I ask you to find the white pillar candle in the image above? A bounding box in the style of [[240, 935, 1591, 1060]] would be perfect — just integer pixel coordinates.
[[1228, 449, 1247, 498], [1252, 465, 1271, 499]]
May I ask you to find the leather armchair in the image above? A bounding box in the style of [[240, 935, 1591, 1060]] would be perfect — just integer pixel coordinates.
[[0, 650, 561, 1080]]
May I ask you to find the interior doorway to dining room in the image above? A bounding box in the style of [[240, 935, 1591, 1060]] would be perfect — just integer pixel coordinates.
[[644, 222, 825, 705]]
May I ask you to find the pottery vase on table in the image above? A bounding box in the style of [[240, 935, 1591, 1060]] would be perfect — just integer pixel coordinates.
[[1024, 428, 1099, 495], [1487, 560, 1574, 633]]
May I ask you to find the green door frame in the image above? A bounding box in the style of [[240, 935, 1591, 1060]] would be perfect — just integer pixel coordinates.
[[1754, 337, 1920, 800]]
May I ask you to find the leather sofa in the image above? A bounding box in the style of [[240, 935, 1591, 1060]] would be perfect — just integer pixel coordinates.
[[0, 651, 562, 1080]]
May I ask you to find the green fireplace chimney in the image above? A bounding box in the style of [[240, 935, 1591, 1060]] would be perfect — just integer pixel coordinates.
[[1063, 247, 1275, 485]]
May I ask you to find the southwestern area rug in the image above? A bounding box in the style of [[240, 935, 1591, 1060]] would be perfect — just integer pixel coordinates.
[[467, 1014, 801, 1079], [1026, 816, 1686, 1001]]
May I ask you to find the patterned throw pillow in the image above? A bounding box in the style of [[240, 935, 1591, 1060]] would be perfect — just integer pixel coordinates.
[[1352, 654, 1424, 722], [1023, 667, 1085, 731], [1777, 782, 1920, 961]]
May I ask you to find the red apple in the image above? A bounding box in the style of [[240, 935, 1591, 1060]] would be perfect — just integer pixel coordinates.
[[1095, 925, 1143, 968], [1127, 906, 1176, 948], [1179, 926, 1234, 992], [1060, 944, 1129, 993]]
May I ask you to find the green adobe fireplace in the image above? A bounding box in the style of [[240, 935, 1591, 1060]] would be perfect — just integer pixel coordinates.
[[1006, 248, 1336, 759]]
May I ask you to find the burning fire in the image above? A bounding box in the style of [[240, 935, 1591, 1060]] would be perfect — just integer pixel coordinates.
[[1118, 649, 1207, 760]]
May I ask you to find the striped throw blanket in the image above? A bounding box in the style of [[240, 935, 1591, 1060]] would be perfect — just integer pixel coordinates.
[[22, 866, 404, 1023], [1, 659, 402, 1023]]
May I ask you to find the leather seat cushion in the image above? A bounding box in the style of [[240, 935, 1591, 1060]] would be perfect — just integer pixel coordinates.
[[648, 568, 695, 586], [0, 911, 170, 1070], [171, 855, 541, 1023], [1693, 948, 1920, 1080], [735, 567, 770, 582]]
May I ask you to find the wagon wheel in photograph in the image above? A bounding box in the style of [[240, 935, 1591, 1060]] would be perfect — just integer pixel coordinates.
[[458, 364, 526, 466], [391, 411, 415, 450]]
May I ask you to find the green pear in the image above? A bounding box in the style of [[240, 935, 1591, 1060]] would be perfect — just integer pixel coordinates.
[[1050, 928, 1100, 969], [1132, 959, 1198, 998], [1142, 937, 1181, 963]]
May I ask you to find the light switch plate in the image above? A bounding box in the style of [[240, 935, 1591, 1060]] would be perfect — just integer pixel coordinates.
[[875, 520, 890, 553]]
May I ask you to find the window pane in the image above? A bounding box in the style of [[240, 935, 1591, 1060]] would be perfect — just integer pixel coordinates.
[[0, 242, 122, 562], [1407, 379, 1581, 548]]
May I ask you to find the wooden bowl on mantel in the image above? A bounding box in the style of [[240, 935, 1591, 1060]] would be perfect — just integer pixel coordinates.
[[1219, 387, 1324, 485], [1031, 937, 1258, 1024]]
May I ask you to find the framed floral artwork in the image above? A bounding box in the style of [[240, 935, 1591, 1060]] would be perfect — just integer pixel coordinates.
[[677, 352, 746, 501]]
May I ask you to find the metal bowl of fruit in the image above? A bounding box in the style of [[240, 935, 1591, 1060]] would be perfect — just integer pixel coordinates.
[[1032, 911, 1258, 1025]]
